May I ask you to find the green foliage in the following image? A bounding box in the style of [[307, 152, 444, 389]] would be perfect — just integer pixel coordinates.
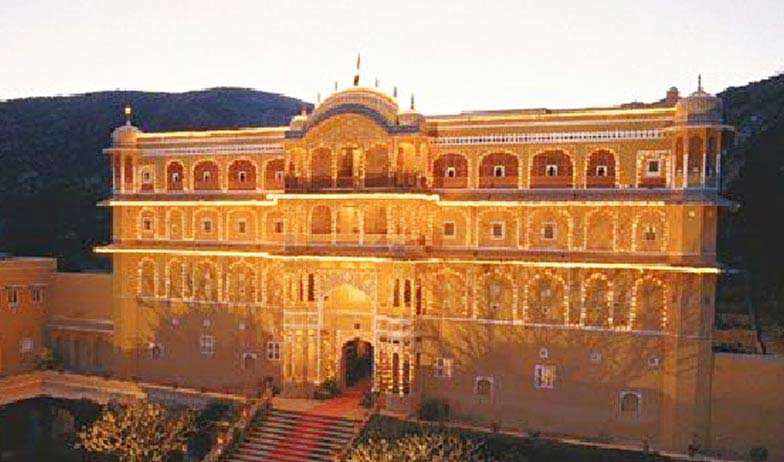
[[418, 398, 450, 421], [349, 415, 669, 462], [0, 88, 308, 271], [75, 400, 194, 462], [750, 446, 769, 462], [314, 379, 341, 400]]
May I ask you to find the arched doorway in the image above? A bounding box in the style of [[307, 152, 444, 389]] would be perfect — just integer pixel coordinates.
[[341, 338, 373, 389]]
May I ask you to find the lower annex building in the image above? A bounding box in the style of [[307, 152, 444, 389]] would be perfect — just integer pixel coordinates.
[[3, 75, 782, 457]]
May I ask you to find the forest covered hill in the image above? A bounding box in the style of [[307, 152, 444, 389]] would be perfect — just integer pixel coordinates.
[[1, 77, 783, 324]]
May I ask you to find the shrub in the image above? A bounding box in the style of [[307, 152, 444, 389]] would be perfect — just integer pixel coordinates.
[[360, 391, 376, 409], [750, 446, 769, 462], [346, 432, 496, 462], [418, 398, 449, 422], [313, 379, 340, 400]]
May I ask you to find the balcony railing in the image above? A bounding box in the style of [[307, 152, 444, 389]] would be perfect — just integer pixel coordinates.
[[284, 174, 425, 192]]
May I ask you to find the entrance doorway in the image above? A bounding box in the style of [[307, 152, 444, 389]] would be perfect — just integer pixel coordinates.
[[341, 338, 373, 389]]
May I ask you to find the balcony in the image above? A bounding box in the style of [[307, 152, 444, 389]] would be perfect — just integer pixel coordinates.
[[284, 174, 425, 192]]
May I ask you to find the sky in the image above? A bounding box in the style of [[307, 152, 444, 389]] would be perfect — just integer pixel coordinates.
[[1, 0, 783, 114]]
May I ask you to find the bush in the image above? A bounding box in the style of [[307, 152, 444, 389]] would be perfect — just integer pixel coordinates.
[[313, 379, 340, 400], [418, 398, 449, 421], [346, 432, 496, 462], [360, 391, 376, 409], [750, 446, 769, 462]]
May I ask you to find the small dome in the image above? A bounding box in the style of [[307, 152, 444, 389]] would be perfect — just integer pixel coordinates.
[[111, 123, 141, 146], [674, 81, 724, 126], [311, 87, 399, 126]]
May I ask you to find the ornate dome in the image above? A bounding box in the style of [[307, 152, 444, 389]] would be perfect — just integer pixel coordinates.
[[308, 87, 400, 127], [111, 122, 141, 146], [674, 78, 724, 126]]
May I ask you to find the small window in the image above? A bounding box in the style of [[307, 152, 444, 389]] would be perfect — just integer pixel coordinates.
[[19, 337, 34, 353], [619, 391, 641, 419], [475, 376, 493, 396], [445, 167, 456, 178], [434, 357, 453, 378], [273, 219, 284, 234], [646, 159, 661, 177], [539, 347, 549, 359], [150, 343, 163, 359], [274, 171, 284, 182], [493, 165, 505, 177], [243, 352, 257, 370], [238, 170, 247, 183], [237, 219, 247, 235], [545, 164, 558, 177], [199, 335, 214, 356], [203, 319, 211, 328], [647, 356, 660, 367], [590, 351, 602, 363], [142, 218, 153, 232], [238, 321, 246, 330], [142, 171, 153, 184], [534, 364, 556, 389], [542, 223, 555, 240], [202, 219, 213, 233], [491, 222, 505, 239], [596, 165, 608, 177], [29, 286, 43, 304], [171, 172, 181, 183], [644, 226, 656, 241], [6, 287, 19, 306], [267, 341, 281, 360], [443, 221, 455, 238], [540, 287, 552, 298], [203, 171, 212, 182]]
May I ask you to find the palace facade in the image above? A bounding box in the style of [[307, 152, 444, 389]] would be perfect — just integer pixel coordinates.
[[75, 80, 733, 451]]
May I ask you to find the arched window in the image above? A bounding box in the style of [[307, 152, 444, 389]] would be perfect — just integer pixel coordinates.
[[475, 377, 493, 397], [586, 150, 616, 188], [433, 154, 468, 188], [140, 167, 154, 192], [365, 145, 391, 187], [310, 205, 332, 235], [264, 158, 285, 190], [228, 160, 257, 190], [583, 277, 610, 327], [619, 391, 641, 419], [243, 353, 256, 371], [311, 148, 332, 188], [479, 153, 518, 188], [123, 157, 134, 189], [167, 162, 184, 191], [139, 260, 155, 297], [193, 161, 220, 190], [530, 150, 573, 188]]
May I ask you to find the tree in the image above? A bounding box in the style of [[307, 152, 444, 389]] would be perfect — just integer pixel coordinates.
[[75, 400, 194, 462]]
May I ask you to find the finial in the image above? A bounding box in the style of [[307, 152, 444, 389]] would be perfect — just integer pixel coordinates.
[[410, 94, 415, 111], [300, 103, 307, 116], [698, 74, 703, 92], [124, 104, 132, 126], [334, 80, 338, 91], [317, 92, 321, 104], [375, 77, 379, 88], [353, 53, 360, 86], [393, 86, 398, 98]]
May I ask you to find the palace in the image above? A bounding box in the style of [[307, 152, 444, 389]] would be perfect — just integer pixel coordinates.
[[4, 77, 783, 457]]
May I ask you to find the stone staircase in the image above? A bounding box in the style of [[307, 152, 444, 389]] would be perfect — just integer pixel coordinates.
[[227, 408, 360, 462]]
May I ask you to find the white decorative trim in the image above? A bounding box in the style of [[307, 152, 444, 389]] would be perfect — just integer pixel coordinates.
[[142, 144, 284, 156], [434, 129, 664, 146]]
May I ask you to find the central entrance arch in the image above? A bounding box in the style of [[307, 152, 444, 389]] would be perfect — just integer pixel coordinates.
[[322, 284, 375, 391], [341, 338, 373, 389]]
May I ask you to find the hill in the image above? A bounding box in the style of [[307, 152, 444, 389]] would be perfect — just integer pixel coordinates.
[[0, 88, 310, 271]]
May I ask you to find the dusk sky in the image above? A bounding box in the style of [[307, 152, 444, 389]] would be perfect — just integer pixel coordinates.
[[2, 0, 783, 114]]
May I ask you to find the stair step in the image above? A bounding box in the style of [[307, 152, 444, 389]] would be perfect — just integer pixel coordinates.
[[245, 433, 350, 448], [233, 449, 333, 462], [244, 432, 346, 449], [269, 410, 357, 426], [237, 444, 332, 460], [239, 439, 335, 455], [268, 411, 357, 427], [249, 424, 354, 439], [247, 429, 352, 445]]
